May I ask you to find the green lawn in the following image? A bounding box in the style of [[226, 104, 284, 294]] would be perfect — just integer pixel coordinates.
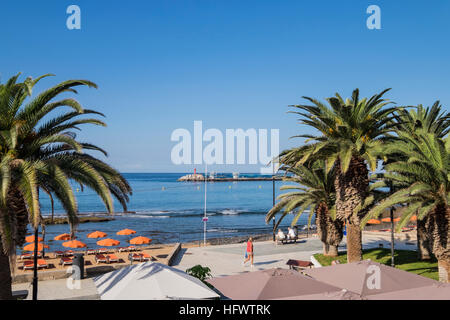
[[314, 248, 439, 281]]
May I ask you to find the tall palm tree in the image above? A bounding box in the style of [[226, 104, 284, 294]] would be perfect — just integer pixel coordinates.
[[280, 89, 396, 262], [0, 74, 132, 299], [391, 102, 450, 260], [266, 161, 344, 257], [363, 132, 450, 282]]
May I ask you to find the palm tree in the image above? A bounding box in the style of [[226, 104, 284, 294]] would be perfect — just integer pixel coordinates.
[[280, 89, 396, 262], [266, 161, 344, 257], [363, 132, 450, 282], [0, 73, 132, 299], [391, 102, 450, 260]]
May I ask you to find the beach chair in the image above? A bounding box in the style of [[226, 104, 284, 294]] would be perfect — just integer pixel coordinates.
[[107, 254, 119, 263], [95, 254, 108, 264], [20, 253, 32, 260], [59, 257, 73, 266], [64, 250, 74, 257], [22, 260, 34, 270], [37, 259, 48, 269], [86, 249, 97, 255], [141, 253, 151, 261], [131, 253, 143, 262]]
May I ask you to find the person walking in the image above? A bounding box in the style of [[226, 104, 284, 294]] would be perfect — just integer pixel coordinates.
[[243, 237, 254, 267]]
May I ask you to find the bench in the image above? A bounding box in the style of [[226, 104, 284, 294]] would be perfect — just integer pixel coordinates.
[[286, 259, 313, 270]]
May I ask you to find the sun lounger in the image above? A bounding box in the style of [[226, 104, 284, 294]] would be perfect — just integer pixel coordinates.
[[37, 259, 48, 269], [141, 253, 151, 261], [59, 257, 73, 266], [22, 259, 48, 270], [128, 246, 137, 252], [54, 251, 64, 258], [86, 249, 97, 255], [64, 250, 74, 257], [117, 247, 128, 253], [95, 254, 108, 264], [107, 254, 119, 263], [22, 261, 34, 270], [20, 253, 32, 260], [97, 248, 108, 254]]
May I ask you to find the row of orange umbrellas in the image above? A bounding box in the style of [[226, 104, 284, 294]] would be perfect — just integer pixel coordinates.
[[367, 215, 417, 225], [23, 228, 152, 251]]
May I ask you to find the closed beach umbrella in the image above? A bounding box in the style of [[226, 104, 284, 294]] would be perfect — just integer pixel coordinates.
[[208, 268, 359, 300], [54, 233, 71, 241], [25, 235, 43, 243], [94, 262, 219, 300], [303, 260, 439, 298], [97, 238, 120, 247], [87, 231, 108, 238], [63, 240, 87, 248], [129, 236, 152, 245], [117, 229, 136, 235], [23, 242, 49, 252], [367, 219, 381, 225]]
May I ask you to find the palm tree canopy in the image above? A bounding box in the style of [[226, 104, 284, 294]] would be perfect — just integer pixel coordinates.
[[266, 161, 336, 230], [0, 73, 132, 255], [362, 131, 450, 230], [280, 88, 397, 173]]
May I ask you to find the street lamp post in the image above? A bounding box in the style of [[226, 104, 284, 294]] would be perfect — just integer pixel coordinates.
[[389, 182, 395, 267], [32, 226, 39, 300]]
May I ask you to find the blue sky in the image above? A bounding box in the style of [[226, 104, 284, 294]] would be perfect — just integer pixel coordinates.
[[1, 1, 449, 172]]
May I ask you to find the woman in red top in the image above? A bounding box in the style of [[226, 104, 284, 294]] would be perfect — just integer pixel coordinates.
[[243, 237, 254, 267]]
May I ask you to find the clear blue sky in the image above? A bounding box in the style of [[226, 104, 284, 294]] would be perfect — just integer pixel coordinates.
[[1, 1, 449, 172]]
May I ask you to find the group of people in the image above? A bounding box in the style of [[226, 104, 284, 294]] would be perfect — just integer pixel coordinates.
[[276, 226, 298, 241]]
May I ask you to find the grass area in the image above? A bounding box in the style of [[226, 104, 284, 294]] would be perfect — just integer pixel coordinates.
[[314, 248, 439, 281]]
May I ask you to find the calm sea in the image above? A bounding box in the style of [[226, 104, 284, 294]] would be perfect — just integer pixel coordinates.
[[31, 173, 310, 251]]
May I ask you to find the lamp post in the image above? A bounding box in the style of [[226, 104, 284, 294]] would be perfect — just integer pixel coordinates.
[[32, 226, 39, 300], [272, 162, 276, 241], [389, 182, 395, 267]]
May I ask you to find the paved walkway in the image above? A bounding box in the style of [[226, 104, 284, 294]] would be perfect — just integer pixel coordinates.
[[13, 278, 99, 300]]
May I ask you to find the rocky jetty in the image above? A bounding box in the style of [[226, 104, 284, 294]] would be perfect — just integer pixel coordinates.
[[178, 173, 205, 181]]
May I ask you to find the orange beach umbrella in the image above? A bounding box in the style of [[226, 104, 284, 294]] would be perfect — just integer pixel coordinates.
[[25, 235, 43, 243], [367, 219, 381, 225], [23, 242, 49, 252], [54, 233, 71, 241], [87, 231, 108, 238], [129, 236, 152, 245], [96, 238, 120, 247], [116, 229, 136, 236], [381, 217, 401, 223], [63, 240, 87, 248], [410, 215, 418, 222]]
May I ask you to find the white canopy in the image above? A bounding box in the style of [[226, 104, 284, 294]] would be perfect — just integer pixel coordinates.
[[94, 262, 220, 300]]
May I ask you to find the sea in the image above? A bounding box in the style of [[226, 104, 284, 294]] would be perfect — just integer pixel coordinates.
[[31, 173, 311, 251]]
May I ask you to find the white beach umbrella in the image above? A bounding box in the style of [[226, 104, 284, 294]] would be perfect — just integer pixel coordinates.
[[94, 262, 219, 300]]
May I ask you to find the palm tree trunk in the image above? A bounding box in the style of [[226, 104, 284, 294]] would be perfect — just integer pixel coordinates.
[[427, 204, 450, 282], [0, 238, 13, 300], [335, 157, 368, 263], [316, 202, 343, 257], [346, 220, 363, 262], [417, 216, 432, 260]]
